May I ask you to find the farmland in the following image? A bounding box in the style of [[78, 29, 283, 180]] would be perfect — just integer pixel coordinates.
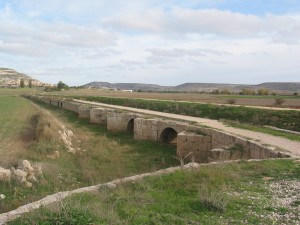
[[47, 88, 300, 107]]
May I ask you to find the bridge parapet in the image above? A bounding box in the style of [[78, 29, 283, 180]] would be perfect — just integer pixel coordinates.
[[90, 107, 114, 125], [107, 111, 141, 132], [25, 95, 289, 163]]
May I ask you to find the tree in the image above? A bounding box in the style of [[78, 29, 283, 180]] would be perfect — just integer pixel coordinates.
[[20, 79, 25, 88], [220, 89, 231, 95], [257, 88, 269, 95], [240, 88, 256, 95], [28, 79, 32, 88], [57, 81, 68, 90]]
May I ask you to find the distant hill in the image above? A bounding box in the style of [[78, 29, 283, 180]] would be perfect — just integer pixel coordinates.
[[0, 68, 50, 87], [174, 83, 242, 91], [82, 82, 171, 91], [82, 81, 300, 93]]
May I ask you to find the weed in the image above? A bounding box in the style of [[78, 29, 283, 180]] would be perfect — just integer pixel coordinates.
[[227, 98, 236, 104], [226, 144, 245, 157], [274, 98, 285, 106]]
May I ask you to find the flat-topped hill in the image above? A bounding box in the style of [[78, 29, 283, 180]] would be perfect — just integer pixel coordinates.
[[0, 68, 50, 87]]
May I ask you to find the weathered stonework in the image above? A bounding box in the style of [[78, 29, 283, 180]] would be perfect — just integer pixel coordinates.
[[157, 120, 187, 141], [177, 131, 212, 163], [90, 107, 114, 125], [50, 99, 60, 108], [61, 101, 82, 114], [134, 118, 159, 141], [78, 105, 92, 119], [107, 111, 140, 132], [25, 95, 289, 163], [208, 149, 230, 162]]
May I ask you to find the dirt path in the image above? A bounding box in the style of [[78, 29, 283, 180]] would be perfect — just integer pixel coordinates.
[[74, 99, 300, 157]]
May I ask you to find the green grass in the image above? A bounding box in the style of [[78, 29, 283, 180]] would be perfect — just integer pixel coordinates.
[[0, 96, 178, 213], [73, 95, 300, 132], [0, 88, 34, 96], [9, 159, 300, 225], [0, 96, 38, 164], [225, 121, 300, 142]]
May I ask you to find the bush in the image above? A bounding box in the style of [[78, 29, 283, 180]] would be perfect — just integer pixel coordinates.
[[227, 99, 236, 104], [198, 185, 228, 212], [274, 98, 285, 106]]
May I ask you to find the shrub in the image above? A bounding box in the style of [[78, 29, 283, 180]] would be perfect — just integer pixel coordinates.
[[220, 89, 231, 95], [198, 185, 227, 212], [274, 98, 285, 106], [227, 99, 236, 104]]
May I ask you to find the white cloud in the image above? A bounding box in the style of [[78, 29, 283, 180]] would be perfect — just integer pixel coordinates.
[[0, 1, 299, 85]]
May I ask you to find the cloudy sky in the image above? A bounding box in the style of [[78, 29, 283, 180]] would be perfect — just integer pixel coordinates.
[[0, 0, 300, 86]]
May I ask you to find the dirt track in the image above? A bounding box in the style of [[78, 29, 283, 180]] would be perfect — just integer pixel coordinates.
[[74, 99, 300, 157]]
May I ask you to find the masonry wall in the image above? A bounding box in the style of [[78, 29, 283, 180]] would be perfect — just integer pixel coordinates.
[[50, 99, 60, 108], [26, 95, 286, 163], [107, 111, 139, 132], [62, 101, 82, 114], [177, 131, 212, 163], [157, 120, 187, 141], [134, 118, 159, 141], [90, 107, 114, 125], [78, 105, 92, 119]]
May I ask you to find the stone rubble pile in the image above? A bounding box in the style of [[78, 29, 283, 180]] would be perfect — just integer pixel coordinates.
[[58, 125, 81, 154], [0, 160, 43, 188]]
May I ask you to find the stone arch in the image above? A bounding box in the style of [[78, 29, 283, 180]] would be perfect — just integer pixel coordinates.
[[127, 118, 134, 133], [159, 128, 178, 146]]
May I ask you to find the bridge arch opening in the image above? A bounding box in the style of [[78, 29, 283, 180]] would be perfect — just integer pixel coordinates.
[[160, 128, 178, 146], [127, 118, 134, 134]]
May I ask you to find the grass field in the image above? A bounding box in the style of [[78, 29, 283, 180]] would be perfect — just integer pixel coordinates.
[[47, 88, 300, 107], [0, 96, 39, 166], [0, 96, 178, 213], [0, 88, 33, 96], [9, 159, 300, 225]]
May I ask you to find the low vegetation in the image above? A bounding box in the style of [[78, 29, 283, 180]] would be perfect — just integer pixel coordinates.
[[75, 96, 300, 132], [0, 96, 178, 213], [9, 159, 300, 224], [224, 121, 300, 142]]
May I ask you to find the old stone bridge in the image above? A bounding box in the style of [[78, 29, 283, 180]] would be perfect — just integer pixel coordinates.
[[27, 95, 287, 163]]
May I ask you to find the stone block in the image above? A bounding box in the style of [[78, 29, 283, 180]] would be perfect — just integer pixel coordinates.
[[78, 105, 91, 119]]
